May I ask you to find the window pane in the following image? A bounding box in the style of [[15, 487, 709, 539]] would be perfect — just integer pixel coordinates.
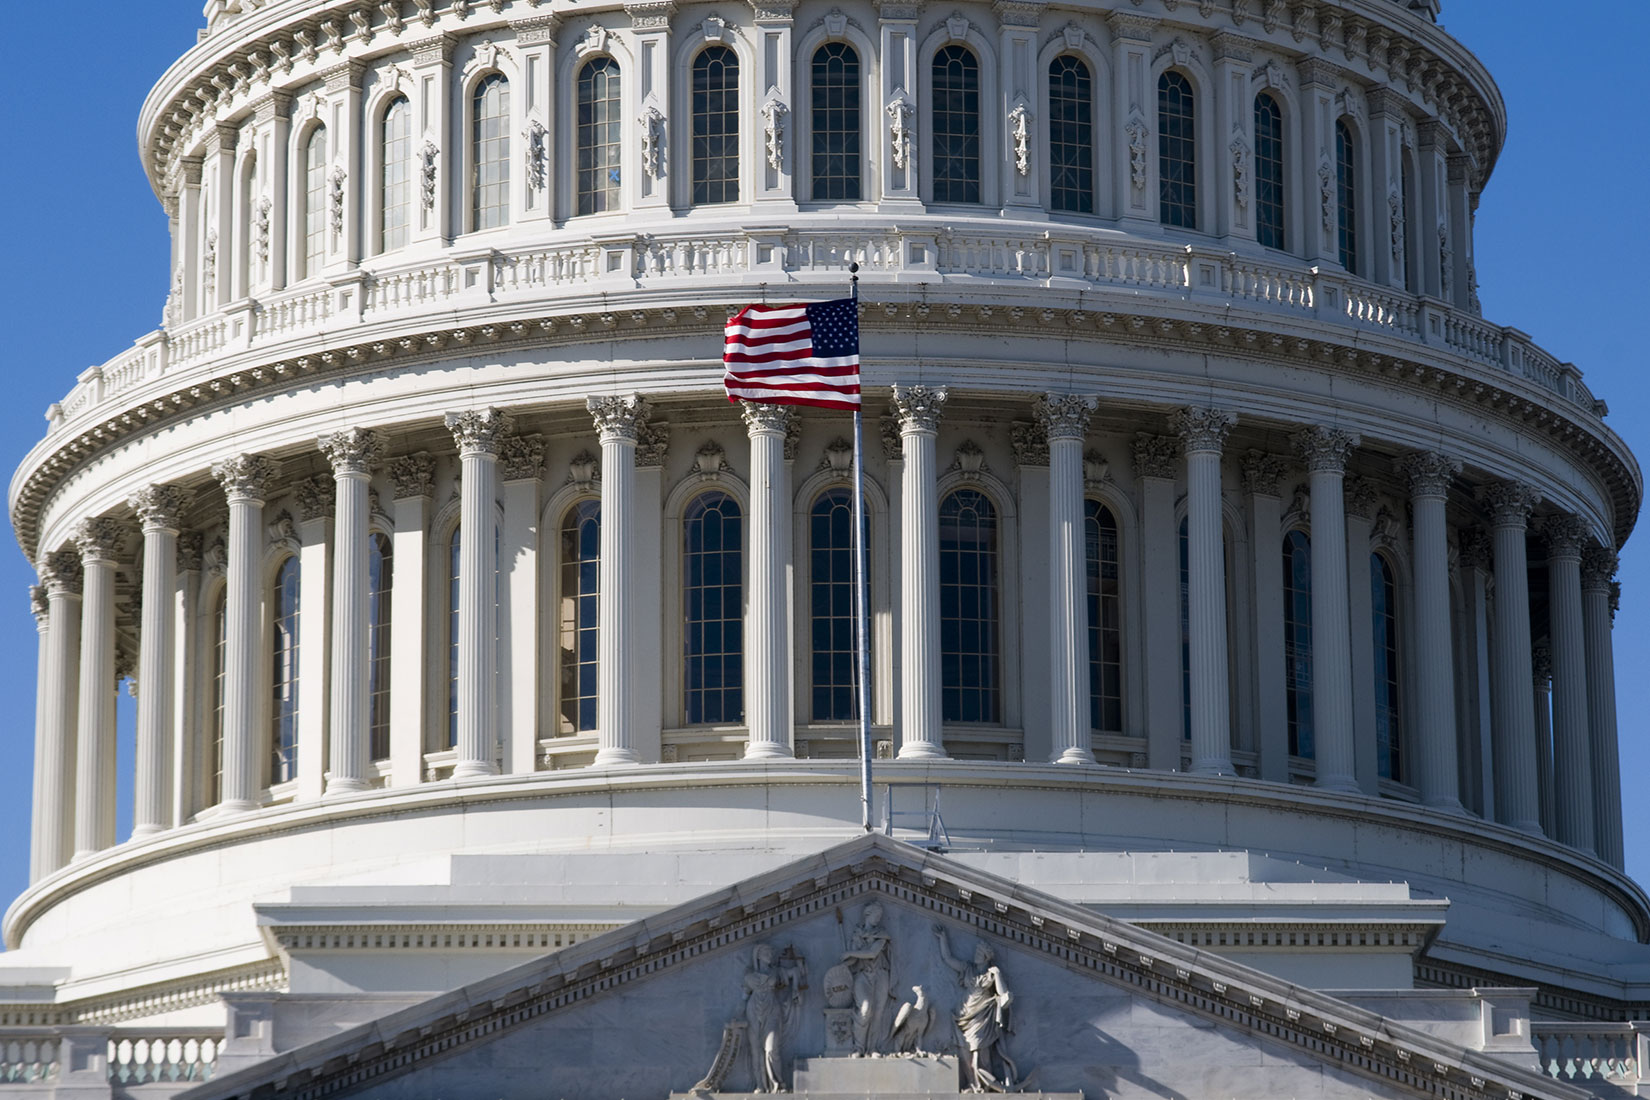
[[932, 45, 980, 204], [448, 526, 460, 748], [304, 126, 328, 277], [472, 74, 510, 230], [1048, 56, 1094, 214], [811, 44, 861, 202], [381, 97, 411, 252], [368, 533, 394, 761], [685, 492, 743, 724], [270, 557, 301, 784], [1283, 530, 1314, 758], [1254, 93, 1285, 249], [693, 47, 740, 205], [1336, 119, 1358, 272], [810, 488, 870, 721], [577, 58, 623, 215], [211, 593, 227, 806], [559, 499, 601, 734], [1086, 501, 1121, 731], [1158, 71, 1196, 228], [1372, 553, 1402, 780], [940, 488, 998, 722]]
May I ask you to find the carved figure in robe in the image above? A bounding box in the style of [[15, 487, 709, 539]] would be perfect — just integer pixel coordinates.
[[743, 943, 804, 1092], [935, 926, 1019, 1091], [839, 901, 894, 1054]]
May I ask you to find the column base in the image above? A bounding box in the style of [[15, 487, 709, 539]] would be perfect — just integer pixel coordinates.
[[744, 743, 795, 761], [451, 761, 499, 780], [1314, 774, 1363, 795], [325, 778, 372, 796], [217, 799, 257, 816], [130, 823, 164, 839], [1423, 795, 1467, 815], [1054, 747, 1097, 765], [1188, 758, 1235, 777], [593, 747, 641, 767], [896, 743, 950, 762], [1511, 819, 1546, 837]]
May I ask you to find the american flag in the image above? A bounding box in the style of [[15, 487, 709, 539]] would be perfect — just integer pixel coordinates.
[[722, 298, 860, 410]]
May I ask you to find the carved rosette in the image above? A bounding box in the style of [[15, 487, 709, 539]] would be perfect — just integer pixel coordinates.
[[295, 476, 335, 522], [29, 585, 49, 628], [1581, 545, 1618, 593], [1399, 450, 1461, 499], [1458, 527, 1492, 572], [588, 394, 650, 444], [1170, 406, 1236, 456], [1480, 481, 1541, 529], [1035, 393, 1098, 443], [128, 485, 192, 533], [740, 401, 794, 437], [500, 434, 547, 481], [177, 531, 205, 573], [1131, 433, 1180, 480], [1542, 513, 1590, 561], [1010, 421, 1049, 468], [1240, 451, 1287, 497], [390, 453, 437, 499], [72, 516, 126, 565], [444, 407, 513, 457], [211, 453, 281, 504], [890, 385, 949, 434], [1290, 425, 1359, 473], [319, 427, 384, 475], [636, 419, 671, 468], [39, 551, 84, 598]]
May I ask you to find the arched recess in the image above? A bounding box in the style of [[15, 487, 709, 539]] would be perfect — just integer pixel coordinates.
[[366, 517, 396, 766], [1250, 61, 1304, 255], [1084, 478, 1145, 750], [555, 22, 636, 223], [1369, 509, 1418, 796], [539, 475, 603, 748], [456, 41, 522, 235], [935, 458, 1021, 744], [260, 516, 303, 794], [793, 20, 881, 206], [233, 146, 257, 299], [363, 73, 415, 257], [1035, 30, 1112, 218], [671, 25, 757, 210], [916, 21, 1000, 209], [287, 107, 329, 283], [190, 565, 229, 820], [1149, 45, 1216, 233]]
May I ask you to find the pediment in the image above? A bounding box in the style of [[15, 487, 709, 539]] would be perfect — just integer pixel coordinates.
[[183, 835, 1582, 1100]]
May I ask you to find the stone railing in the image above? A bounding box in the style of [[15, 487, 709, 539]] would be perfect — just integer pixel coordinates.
[[42, 225, 1603, 441], [1533, 1022, 1647, 1093], [0, 1028, 219, 1093]]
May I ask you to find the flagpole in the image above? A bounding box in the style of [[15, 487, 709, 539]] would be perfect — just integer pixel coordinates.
[[849, 263, 874, 832]]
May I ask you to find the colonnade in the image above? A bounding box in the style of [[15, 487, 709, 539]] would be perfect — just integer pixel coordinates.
[[26, 396, 1629, 883]]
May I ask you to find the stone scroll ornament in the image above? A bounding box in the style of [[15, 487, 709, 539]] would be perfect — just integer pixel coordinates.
[[761, 98, 788, 171], [935, 925, 1019, 1092], [1009, 102, 1031, 176], [641, 105, 666, 179], [887, 95, 914, 170]]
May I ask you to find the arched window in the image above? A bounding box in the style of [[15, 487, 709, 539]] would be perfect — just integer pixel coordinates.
[[809, 488, 866, 721], [302, 126, 328, 278], [380, 96, 412, 253], [1086, 500, 1122, 731], [576, 58, 622, 215], [368, 532, 393, 761], [1372, 552, 1402, 780], [270, 557, 301, 785], [692, 46, 740, 205], [1254, 93, 1285, 249], [1336, 119, 1358, 273], [1283, 530, 1314, 758], [238, 153, 256, 293], [1400, 146, 1417, 292], [558, 499, 601, 734], [1048, 56, 1094, 214], [811, 43, 861, 201], [472, 73, 510, 230], [932, 45, 981, 204], [1158, 71, 1196, 228], [684, 492, 743, 724], [447, 524, 460, 748], [209, 590, 227, 806], [940, 488, 999, 723]]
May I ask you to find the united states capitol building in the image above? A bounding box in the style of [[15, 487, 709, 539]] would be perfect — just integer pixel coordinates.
[[3, 0, 1646, 1096]]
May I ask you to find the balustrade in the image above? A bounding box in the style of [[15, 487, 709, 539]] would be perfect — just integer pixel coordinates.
[[0, 1029, 219, 1088], [1533, 1022, 1647, 1089]]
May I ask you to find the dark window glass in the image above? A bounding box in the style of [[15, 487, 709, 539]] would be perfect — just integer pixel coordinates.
[[471, 74, 510, 229], [577, 58, 622, 215], [684, 492, 744, 724], [1336, 119, 1358, 273], [1254, 93, 1285, 249], [1048, 56, 1094, 213], [210, 592, 227, 806], [1086, 500, 1122, 731], [1401, 149, 1416, 292], [381, 97, 411, 252], [368, 532, 393, 761], [270, 557, 301, 784], [1158, 71, 1197, 228], [932, 45, 981, 204], [1372, 553, 1402, 781], [811, 43, 862, 201], [693, 46, 740, 205], [1284, 530, 1314, 758], [559, 499, 601, 734], [448, 525, 460, 749], [810, 488, 870, 721], [940, 488, 999, 723]]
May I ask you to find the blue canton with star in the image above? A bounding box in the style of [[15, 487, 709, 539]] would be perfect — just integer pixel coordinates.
[[805, 298, 859, 359]]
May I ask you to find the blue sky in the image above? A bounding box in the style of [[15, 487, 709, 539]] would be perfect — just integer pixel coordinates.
[[0, 4, 1643, 929]]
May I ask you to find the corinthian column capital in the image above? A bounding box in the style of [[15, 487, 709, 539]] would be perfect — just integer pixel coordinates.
[[891, 385, 949, 434], [1480, 480, 1541, 529], [1399, 450, 1462, 499], [39, 551, 83, 597], [1542, 513, 1591, 560], [444, 407, 513, 457], [588, 394, 651, 442], [1581, 545, 1618, 592], [1291, 425, 1360, 472], [29, 584, 48, 627], [211, 453, 281, 503], [128, 485, 192, 532], [1035, 394, 1098, 442], [319, 427, 384, 475], [740, 401, 795, 436], [1170, 406, 1236, 455], [72, 517, 126, 564]]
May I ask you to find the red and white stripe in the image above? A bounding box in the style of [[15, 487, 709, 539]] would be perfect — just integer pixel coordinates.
[[723, 304, 860, 410]]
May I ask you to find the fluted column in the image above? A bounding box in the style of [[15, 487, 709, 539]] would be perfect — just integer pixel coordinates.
[[129, 486, 190, 836], [1400, 451, 1464, 811], [321, 428, 383, 795], [893, 385, 949, 760], [1483, 481, 1542, 834], [445, 409, 511, 779], [28, 586, 50, 880], [211, 453, 280, 813], [1171, 406, 1237, 776], [741, 402, 795, 760], [588, 395, 647, 767], [37, 554, 82, 875], [72, 517, 123, 859], [1292, 426, 1360, 793], [1040, 394, 1099, 764], [1543, 514, 1594, 854], [1581, 546, 1624, 869]]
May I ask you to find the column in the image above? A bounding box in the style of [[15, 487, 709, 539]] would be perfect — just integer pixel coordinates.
[[1483, 481, 1542, 834], [73, 517, 123, 859], [1292, 425, 1360, 793], [172, 534, 203, 825], [1040, 395, 1099, 764], [1013, 428, 1051, 761], [175, 157, 203, 322], [742, 402, 795, 760], [1242, 453, 1289, 782], [588, 396, 647, 767], [1543, 514, 1594, 854], [388, 454, 435, 787], [1446, 155, 1474, 311], [1171, 406, 1237, 776], [1134, 434, 1182, 770], [294, 478, 332, 801], [1532, 641, 1554, 837], [514, 15, 559, 224], [1211, 32, 1252, 241], [28, 586, 50, 880], [1401, 451, 1465, 811], [1581, 546, 1624, 869], [320, 428, 382, 794], [211, 453, 280, 812], [1367, 88, 1409, 290], [444, 409, 511, 779], [129, 486, 190, 836], [36, 553, 81, 876], [499, 433, 544, 774], [206, 125, 236, 310], [752, 4, 797, 211], [635, 419, 670, 763], [1344, 480, 1379, 796], [322, 61, 365, 270], [1460, 529, 1496, 819], [893, 385, 949, 760]]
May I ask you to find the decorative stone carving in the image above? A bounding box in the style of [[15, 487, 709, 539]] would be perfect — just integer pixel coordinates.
[[1438, 221, 1453, 300], [567, 451, 600, 490], [389, 452, 436, 498], [890, 385, 947, 433], [128, 485, 191, 530], [840, 902, 894, 1055], [328, 164, 347, 236], [1399, 450, 1461, 498], [176, 531, 204, 572], [1125, 115, 1148, 190], [1389, 187, 1404, 262], [886, 95, 914, 170], [1459, 526, 1492, 572], [420, 139, 439, 210], [295, 476, 334, 522], [1010, 421, 1048, 467], [202, 229, 217, 299], [72, 517, 125, 563], [636, 419, 671, 467], [1231, 135, 1251, 210], [267, 509, 298, 544], [950, 440, 987, 480], [1132, 433, 1179, 480], [1532, 638, 1552, 685], [1008, 101, 1031, 176], [821, 437, 853, 476], [1035, 394, 1097, 442], [1283, 483, 1311, 530], [742, 944, 806, 1093], [1318, 153, 1335, 234], [879, 416, 902, 463], [639, 105, 666, 179], [1171, 406, 1237, 454], [575, 23, 609, 57], [761, 98, 788, 170], [319, 427, 383, 474], [523, 118, 548, 190], [211, 453, 280, 503], [255, 195, 272, 262], [1581, 544, 1618, 592], [1083, 450, 1110, 488], [444, 407, 512, 456], [934, 925, 1020, 1091], [1240, 451, 1287, 497], [1542, 513, 1590, 558], [741, 401, 794, 435], [40, 551, 84, 597], [784, 416, 803, 462], [29, 584, 48, 627], [500, 433, 546, 481], [889, 985, 936, 1055], [1480, 481, 1541, 528], [1291, 425, 1359, 472], [588, 393, 650, 442], [694, 441, 727, 480], [1344, 476, 1379, 521]]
